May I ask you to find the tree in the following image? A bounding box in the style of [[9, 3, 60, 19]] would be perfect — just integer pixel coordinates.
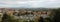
[[53, 8, 60, 22]]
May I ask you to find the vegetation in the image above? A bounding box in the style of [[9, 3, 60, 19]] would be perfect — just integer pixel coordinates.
[[2, 8, 60, 22]]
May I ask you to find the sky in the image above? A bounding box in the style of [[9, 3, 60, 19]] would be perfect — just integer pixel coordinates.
[[0, 0, 60, 8]]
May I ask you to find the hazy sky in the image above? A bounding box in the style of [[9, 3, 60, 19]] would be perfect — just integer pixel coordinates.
[[0, 0, 60, 8]]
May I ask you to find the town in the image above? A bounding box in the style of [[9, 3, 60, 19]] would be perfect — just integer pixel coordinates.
[[0, 8, 59, 22]]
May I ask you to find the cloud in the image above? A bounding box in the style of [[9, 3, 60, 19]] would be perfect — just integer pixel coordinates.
[[0, 0, 60, 8]]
